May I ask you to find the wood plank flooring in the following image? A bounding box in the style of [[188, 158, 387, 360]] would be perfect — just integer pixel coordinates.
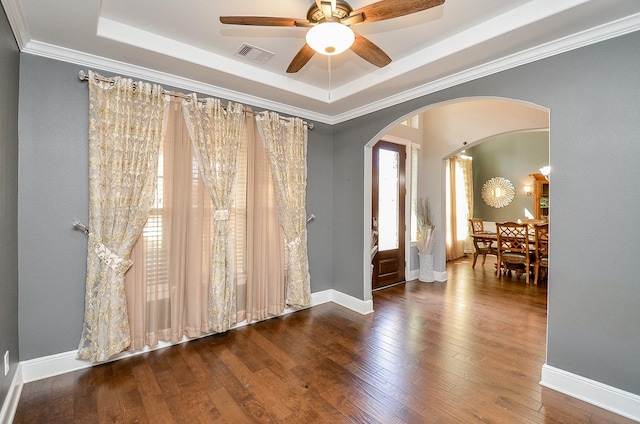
[[13, 257, 636, 423]]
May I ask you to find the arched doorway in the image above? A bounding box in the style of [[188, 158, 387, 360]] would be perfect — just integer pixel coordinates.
[[363, 97, 549, 298]]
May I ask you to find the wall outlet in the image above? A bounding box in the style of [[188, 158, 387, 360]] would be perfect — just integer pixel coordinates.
[[4, 351, 8, 376]]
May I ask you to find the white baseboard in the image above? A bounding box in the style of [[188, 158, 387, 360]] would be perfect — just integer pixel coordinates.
[[408, 269, 449, 283], [322, 289, 374, 315], [21, 349, 96, 383], [0, 364, 23, 424], [19, 290, 371, 384], [540, 364, 640, 422]]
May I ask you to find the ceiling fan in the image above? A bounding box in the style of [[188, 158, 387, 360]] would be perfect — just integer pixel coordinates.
[[220, 0, 445, 73]]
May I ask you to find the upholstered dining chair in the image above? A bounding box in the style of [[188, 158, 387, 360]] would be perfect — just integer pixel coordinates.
[[496, 221, 532, 284], [533, 223, 549, 284], [469, 218, 496, 268]]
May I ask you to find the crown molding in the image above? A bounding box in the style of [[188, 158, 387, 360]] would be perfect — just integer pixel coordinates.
[[329, 12, 640, 124], [21, 40, 336, 125], [1, 0, 29, 48], [5, 0, 640, 125]]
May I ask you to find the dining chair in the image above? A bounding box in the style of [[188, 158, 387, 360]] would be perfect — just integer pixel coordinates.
[[496, 221, 532, 284], [469, 218, 496, 268], [533, 223, 549, 284]]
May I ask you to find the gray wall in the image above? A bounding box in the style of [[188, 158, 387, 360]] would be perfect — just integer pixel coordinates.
[[17, 54, 335, 361], [11, 19, 640, 400], [305, 121, 334, 293], [0, 3, 20, 407], [18, 56, 90, 361], [332, 30, 640, 395], [470, 131, 549, 222]]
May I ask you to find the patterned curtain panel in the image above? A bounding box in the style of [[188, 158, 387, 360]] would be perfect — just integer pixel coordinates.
[[77, 71, 168, 362], [182, 96, 245, 333], [255, 112, 311, 308], [459, 156, 474, 254], [445, 156, 474, 261]]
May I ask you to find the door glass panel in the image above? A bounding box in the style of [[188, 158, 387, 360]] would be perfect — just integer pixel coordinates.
[[378, 148, 399, 251]]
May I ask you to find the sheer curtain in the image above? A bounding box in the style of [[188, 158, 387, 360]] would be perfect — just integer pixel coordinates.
[[445, 156, 473, 261], [125, 99, 287, 351], [78, 71, 168, 362], [125, 98, 213, 349], [256, 112, 311, 308], [241, 116, 286, 322]]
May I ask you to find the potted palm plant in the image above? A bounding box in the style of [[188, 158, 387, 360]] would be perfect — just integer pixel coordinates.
[[417, 198, 436, 282]]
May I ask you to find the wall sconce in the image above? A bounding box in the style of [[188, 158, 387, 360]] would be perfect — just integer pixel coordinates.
[[524, 185, 532, 196]]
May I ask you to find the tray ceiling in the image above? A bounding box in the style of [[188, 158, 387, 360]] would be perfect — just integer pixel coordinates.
[[4, 0, 640, 123]]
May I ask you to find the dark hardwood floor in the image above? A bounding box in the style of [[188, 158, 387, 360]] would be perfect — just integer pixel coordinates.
[[13, 257, 635, 423]]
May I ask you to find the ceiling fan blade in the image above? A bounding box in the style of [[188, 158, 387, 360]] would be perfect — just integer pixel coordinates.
[[341, 12, 364, 26], [287, 44, 316, 73], [220, 16, 304, 26], [350, 33, 391, 68], [351, 0, 444, 24]]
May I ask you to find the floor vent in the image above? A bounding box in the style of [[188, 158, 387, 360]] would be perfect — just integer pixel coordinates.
[[234, 43, 274, 64]]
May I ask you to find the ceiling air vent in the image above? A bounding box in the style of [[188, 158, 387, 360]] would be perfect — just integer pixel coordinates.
[[234, 43, 274, 64]]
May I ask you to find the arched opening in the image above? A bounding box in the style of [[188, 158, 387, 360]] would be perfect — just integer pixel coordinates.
[[363, 97, 550, 301]]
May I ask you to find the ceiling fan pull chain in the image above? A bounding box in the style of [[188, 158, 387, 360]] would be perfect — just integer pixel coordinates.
[[328, 55, 332, 102]]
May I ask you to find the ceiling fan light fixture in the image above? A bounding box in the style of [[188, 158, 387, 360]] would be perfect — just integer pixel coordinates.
[[306, 22, 355, 55]]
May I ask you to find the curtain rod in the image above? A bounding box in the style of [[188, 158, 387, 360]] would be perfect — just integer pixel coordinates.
[[78, 70, 313, 130]]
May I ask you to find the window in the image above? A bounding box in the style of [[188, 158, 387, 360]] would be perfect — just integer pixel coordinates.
[[401, 115, 420, 129], [126, 101, 287, 349]]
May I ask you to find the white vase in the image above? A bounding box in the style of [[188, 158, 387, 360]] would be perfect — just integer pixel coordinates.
[[418, 253, 434, 283]]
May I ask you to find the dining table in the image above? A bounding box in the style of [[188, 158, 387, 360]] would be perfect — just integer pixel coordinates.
[[471, 230, 536, 245]]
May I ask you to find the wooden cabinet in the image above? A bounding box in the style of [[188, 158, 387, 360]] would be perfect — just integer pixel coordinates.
[[530, 173, 549, 220]]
